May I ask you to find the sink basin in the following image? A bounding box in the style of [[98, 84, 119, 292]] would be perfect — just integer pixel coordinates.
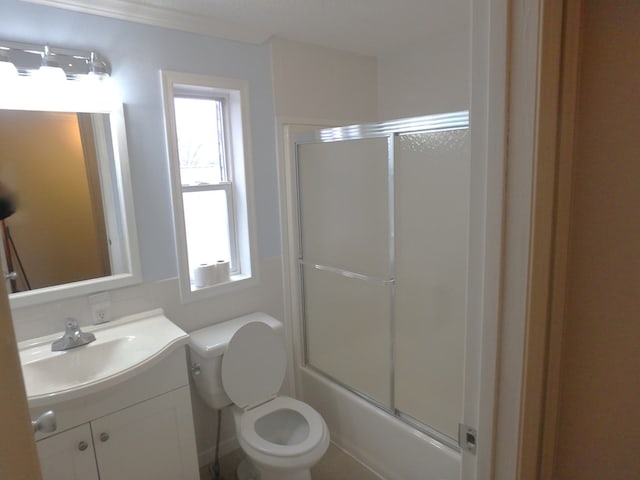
[[19, 309, 189, 408]]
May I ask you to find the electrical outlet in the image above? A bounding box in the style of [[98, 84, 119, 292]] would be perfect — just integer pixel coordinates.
[[89, 292, 111, 324]]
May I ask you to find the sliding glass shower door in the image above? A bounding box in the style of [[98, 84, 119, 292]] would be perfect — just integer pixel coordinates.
[[393, 128, 469, 440], [295, 112, 470, 446], [298, 137, 393, 407]]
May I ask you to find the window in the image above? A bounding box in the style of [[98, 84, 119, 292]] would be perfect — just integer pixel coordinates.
[[161, 71, 257, 301]]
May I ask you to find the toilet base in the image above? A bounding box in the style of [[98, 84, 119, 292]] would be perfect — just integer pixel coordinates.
[[237, 458, 313, 480]]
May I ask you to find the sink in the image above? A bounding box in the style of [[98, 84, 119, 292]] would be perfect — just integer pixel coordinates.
[[19, 309, 189, 408]]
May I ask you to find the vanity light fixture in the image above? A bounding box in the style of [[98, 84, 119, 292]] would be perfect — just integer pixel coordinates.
[[0, 39, 111, 80], [36, 45, 68, 82], [0, 48, 18, 78]]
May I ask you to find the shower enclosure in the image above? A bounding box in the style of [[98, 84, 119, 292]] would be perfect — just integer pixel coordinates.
[[293, 111, 470, 450]]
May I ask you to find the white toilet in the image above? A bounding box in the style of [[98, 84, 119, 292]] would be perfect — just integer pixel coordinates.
[[189, 313, 330, 480]]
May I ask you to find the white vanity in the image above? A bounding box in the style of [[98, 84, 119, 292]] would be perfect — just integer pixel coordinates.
[[20, 309, 200, 480]]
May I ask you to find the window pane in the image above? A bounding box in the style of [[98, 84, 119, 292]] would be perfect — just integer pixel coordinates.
[[174, 97, 225, 185], [182, 190, 231, 279]]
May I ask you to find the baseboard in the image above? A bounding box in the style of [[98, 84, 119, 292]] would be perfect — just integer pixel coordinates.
[[198, 436, 240, 467]]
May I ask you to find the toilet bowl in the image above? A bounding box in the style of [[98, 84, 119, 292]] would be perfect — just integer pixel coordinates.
[[189, 313, 329, 480]]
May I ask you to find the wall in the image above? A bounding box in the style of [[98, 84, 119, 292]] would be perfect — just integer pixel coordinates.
[[1, 0, 282, 466], [270, 37, 378, 123], [554, 1, 640, 478], [377, 26, 470, 120]]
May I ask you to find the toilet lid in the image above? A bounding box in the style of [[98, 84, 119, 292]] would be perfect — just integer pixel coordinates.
[[221, 322, 287, 409]]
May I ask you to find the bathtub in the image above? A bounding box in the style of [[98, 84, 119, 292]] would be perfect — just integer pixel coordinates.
[[298, 367, 461, 480]]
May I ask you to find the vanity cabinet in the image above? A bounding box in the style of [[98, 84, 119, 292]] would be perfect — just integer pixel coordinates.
[[37, 386, 196, 480], [37, 424, 99, 480], [31, 346, 200, 480], [93, 387, 196, 479]]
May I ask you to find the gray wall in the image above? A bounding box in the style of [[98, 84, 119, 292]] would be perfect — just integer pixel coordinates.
[[0, 0, 280, 282]]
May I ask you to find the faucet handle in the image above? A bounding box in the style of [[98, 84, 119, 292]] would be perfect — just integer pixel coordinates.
[[65, 317, 79, 330], [52, 318, 95, 351]]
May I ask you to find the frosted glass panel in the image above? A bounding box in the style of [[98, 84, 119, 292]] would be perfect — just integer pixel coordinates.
[[393, 129, 470, 439], [303, 265, 391, 406], [297, 138, 389, 277]]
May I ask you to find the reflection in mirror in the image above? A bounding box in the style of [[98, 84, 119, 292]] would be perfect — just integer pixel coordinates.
[[0, 111, 115, 292], [0, 81, 141, 309]]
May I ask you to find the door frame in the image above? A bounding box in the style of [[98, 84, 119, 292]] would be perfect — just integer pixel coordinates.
[[515, 0, 582, 478], [0, 276, 43, 478]]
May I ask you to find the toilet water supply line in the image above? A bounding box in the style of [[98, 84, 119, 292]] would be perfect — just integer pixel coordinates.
[[212, 408, 223, 480]]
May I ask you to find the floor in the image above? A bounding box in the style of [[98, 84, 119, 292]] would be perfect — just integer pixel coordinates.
[[199, 442, 383, 480]]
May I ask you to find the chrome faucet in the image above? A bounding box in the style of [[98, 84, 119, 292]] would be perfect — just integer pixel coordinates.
[[51, 318, 96, 351]]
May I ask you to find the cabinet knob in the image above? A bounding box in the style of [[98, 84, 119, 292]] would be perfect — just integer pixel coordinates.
[[78, 441, 88, 451], [100, 432, 110, 442], [31, 410, 57, 434]]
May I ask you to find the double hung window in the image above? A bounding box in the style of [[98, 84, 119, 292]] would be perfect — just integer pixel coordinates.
[[161, 71, 257, 301]]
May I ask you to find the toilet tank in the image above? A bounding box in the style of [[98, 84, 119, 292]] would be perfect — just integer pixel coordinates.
[[188, 312, 283, 409]]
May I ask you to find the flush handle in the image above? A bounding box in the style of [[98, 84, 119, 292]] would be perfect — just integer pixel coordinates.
[[78, 441, 88, 451], [99, 432, 110, 442]]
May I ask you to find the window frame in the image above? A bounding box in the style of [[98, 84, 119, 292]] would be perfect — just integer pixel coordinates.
[[161, 70, 259, 302]]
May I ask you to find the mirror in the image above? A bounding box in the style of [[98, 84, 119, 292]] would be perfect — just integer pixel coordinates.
[[0, 80, 141, 308]]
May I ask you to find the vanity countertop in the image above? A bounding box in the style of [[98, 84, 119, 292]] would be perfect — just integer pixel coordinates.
[[19, 309, 188, 408]]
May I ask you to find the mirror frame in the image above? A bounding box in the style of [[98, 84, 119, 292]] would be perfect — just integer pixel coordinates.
[[0, 76, 141, 308]]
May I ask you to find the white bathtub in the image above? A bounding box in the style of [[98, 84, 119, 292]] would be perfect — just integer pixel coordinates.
[[299, 367, 461, 480]]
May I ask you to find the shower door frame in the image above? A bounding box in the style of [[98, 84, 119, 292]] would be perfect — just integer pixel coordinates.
[[292, 111, 470, 451]]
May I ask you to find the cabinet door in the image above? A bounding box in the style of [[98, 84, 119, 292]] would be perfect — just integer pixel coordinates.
[[36, 424, 99, 480], [92, 386, 199, 480]]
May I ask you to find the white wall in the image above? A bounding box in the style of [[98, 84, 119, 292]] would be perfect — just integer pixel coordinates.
[[377, 27, 470, 120], [270, 37, 378, 123]]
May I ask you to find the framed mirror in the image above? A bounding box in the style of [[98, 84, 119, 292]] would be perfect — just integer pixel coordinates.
[[0, 77, 141, 308]]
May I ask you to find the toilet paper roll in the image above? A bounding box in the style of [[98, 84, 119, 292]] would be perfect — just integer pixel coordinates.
[[215, 259, 230, 283], [193, 263, 218, 288]]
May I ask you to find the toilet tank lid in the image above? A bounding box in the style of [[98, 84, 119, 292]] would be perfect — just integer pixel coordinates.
[[189, 313, 283, 358]]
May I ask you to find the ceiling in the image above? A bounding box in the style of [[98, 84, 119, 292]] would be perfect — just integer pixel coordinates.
[[23, 0, 469, 57]]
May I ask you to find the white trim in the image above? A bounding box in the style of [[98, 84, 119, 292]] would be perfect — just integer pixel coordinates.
[[21, 0, 271, 45], [464, 0, 510, 478], [492, 0, 550, 478], [275, 117, 337, 402], [160, 70, 260, 303]]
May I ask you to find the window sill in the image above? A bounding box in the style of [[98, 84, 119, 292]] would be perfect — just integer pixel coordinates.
[[180, 273, 258, 303]]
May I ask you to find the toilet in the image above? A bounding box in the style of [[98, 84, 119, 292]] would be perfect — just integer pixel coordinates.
[[189, 313, 330, 480]]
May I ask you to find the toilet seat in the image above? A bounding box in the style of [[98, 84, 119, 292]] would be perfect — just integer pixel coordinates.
[[221, 322, 287, 409], [239, 396, 325, 457]]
